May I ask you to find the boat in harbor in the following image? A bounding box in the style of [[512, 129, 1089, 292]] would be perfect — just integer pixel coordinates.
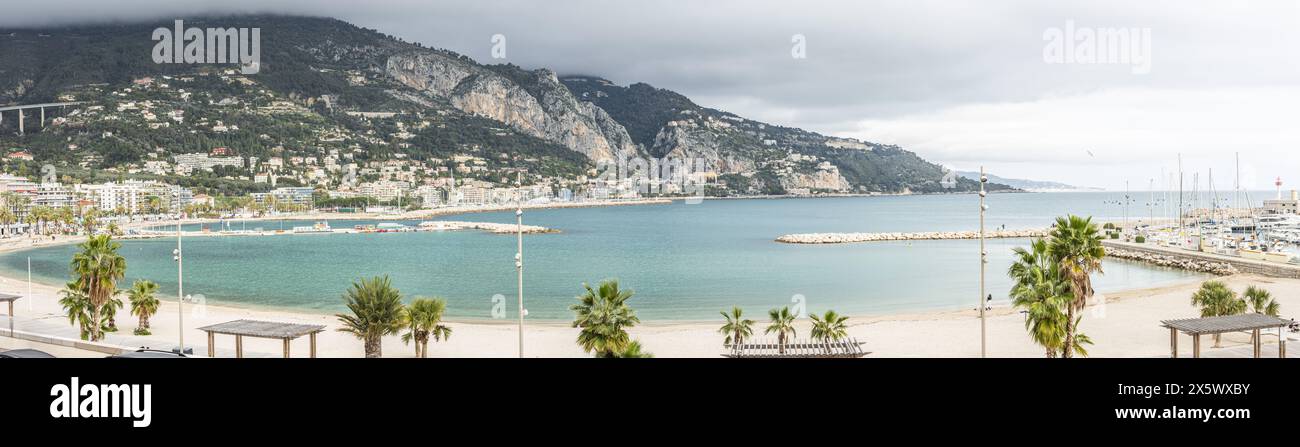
[[417, 221, 449, 231], [292, 221, 332, 234], [1265, 251, 1294, 263], [375, 222, 412, 233], [1256, 214, 1300, 230]]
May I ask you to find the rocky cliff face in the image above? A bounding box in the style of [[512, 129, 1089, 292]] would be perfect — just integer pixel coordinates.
[[651, 115, 851, 192], [781, 167, 852, 191], [651, 121, 756, 174], [385, 52, 640, 162]]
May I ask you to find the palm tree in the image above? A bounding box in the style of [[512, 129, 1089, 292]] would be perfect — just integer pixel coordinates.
[[613, 340, 654, 358], [23, 211, 36, 237], [765, 306, 797, 354], [809, 310, 849, 352], [1009, 238, 1071, 357], [56, 207, 74, 235], [4, 192, 30, 236], [336, 276, 406, 358], [570, 279, 640, 357], [81, 208, 99, 235], [30, 206, 52, 236], [58, 281, 95, 340], [0, 207, 14, 237], [401, 297, 452, 358], [128, 279, 161, 336], [1191, 280, 1247, 347], [69, 234, 127, 341], [718, 306, 754, 348], [101, 290, 124, 333], [1047, 215, 1105, 358], [146, 196, 163, 215], [1243, 285, 1280, 345], [1244, 285, 1280, 316]]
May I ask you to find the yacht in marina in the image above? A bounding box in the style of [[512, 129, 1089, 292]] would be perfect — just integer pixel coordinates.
[[1255, 213, 1300, 230]]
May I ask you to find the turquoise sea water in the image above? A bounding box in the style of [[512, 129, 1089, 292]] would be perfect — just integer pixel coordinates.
[[0, 192, 1217, 321]]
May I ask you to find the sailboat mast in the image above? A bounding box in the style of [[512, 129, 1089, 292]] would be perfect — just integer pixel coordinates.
[[1148, 178, 1154, 223], [1178, 154, 1184, 230], [1235, 152, 1241, 214]]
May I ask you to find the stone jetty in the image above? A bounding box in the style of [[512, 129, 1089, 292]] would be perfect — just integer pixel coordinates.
[[1104, 247, 1238, 276], [775, 229, 1047, 244], [1099, 240, 1300, 278], [421, 221, 556, 234]]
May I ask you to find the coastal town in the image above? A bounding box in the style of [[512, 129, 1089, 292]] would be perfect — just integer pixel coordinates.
[[0, 68, 730, 233], [3, 1, 1298, 435]]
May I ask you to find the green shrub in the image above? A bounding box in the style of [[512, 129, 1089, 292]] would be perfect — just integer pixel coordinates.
[[1135, 235, 1146, 243]]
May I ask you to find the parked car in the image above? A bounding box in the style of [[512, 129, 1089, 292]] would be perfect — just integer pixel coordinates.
[[108, 348, 188, 358], [0, 348, 57, 358]]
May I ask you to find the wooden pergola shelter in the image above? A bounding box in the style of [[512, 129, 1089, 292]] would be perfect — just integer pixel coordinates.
[[723, 337, 869, 358], [1161, 314, 1289, 358], [0, 293, 20, 335], [197, 319, 326, 358]]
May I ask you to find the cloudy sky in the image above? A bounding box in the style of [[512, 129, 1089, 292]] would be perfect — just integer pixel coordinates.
[[4, 0, 1298, 190]]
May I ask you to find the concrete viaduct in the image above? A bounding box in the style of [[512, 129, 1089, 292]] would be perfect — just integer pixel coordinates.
[[0, 102, 85, 135]]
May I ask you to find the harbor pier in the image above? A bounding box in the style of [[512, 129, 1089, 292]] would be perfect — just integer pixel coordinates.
[[775, 229, 1047, 244], [1102, 240, 1300, 279]]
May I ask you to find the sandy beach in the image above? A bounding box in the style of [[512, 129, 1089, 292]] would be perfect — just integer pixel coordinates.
[[1, 230, 1295, 358]]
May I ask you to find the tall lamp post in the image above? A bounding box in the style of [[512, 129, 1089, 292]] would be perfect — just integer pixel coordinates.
[[173, 216, 185, 354], [979, 166, 988, 358], [515, 170, 526, 358]]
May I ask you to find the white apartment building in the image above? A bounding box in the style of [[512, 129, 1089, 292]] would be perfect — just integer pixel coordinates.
[[78, 182, 145, 213], [416, 185, 443, 208], [173, 153, 243, 172], [357, 180, 410, 202], [35, 183, 73, 208], [252, 187, 315, 207], [458, 186, 487, 205], [73, 180, 193, 214]]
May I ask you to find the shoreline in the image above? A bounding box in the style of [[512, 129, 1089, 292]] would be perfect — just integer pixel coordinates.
[[0, 192, 1218, 326], [122, 197, 674, 230], [0, 194, 1283, 358], [0, 231, 1234, 358], [0, 261, 1247, 358], [0, 232, 1209, 325]]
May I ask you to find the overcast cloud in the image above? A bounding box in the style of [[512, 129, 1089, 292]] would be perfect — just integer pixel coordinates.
[[2, 0, 1297, 189]]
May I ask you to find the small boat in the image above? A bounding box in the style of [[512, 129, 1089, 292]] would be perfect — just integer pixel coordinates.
[[418, 221, 450, 231], [1239, 248, 1266, 260], [293, 222, 332, 234], [375, 222, 410, 233], [1265, 251, 1293, 263]]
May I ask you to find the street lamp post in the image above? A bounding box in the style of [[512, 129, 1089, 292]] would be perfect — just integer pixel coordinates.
[[515, 171, 525, 358], [979, 166, 988, 358], [173, 217, 184, 354]]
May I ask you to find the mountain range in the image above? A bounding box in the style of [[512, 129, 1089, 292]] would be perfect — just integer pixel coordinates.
[[956, 171, 1098, 192], [0, 15, 1010, 196]]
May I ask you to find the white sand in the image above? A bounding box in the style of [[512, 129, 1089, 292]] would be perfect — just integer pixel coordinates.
[[1, 234, 1295, 358]]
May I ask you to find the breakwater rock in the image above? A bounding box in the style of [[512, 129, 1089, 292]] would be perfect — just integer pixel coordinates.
[[775, 229, 1048, 244], [427, 221, 558, 234], [1105, 247, 1238, 275]]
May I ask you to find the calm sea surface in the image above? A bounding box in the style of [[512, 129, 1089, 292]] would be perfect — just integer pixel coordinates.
[[0, 192, 1223, 320]]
